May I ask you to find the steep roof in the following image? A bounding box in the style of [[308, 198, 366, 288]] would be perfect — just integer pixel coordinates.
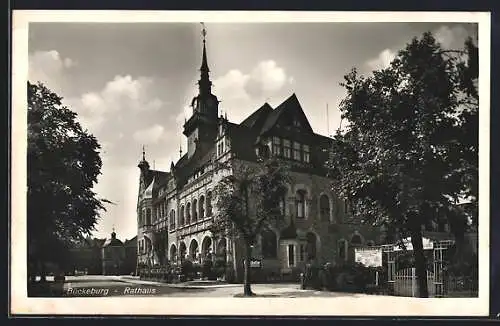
[[166, 93, 333, 189], [259, 93, 313, 135], [240, 102, 273, 130]]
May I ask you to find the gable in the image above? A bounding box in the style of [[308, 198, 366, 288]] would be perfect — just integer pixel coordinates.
[[260, 93, 313, 135]]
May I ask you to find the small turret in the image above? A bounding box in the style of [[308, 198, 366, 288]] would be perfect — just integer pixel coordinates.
[[138, 145, 150, 175]]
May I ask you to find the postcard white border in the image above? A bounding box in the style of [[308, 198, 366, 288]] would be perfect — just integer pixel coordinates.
[[11, 10, 491, 316]]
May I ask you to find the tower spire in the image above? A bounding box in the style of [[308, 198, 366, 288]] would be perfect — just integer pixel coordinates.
[[142, 145, 146, 161], [198, 22, 212, 95]]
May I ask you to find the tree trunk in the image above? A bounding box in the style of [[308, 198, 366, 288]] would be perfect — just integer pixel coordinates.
[[243, 241, 254, 296], [410, 225, 429, 298]]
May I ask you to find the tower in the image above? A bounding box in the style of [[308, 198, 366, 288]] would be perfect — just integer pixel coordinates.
[[183, 23, 220, 158]]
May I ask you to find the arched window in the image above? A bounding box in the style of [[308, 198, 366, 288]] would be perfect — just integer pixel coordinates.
[[180, 205, 185, 225], [146, 208, 152, 225], [296, 190, 307, 218], [261, 230, 277, 259], [199, 195, 205, 219], [192, 199, 198, 222], [186, 202, 191, 224], [169, 209, 176, 229], [319, 194, 330, 222], [206, 191, 213, 217]]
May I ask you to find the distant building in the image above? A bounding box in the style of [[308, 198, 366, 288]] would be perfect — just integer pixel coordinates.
[[101, 231, 126, 275], [135, 27, 384, 281], [123, 236, 138, 275], [67, 237, 105, 275]]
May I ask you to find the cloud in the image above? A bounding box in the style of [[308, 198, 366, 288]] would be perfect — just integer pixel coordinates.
[[28, 50, 74, 95], [133, 124, 165, 144], [366, 49, 396, 71], [80, 75, 163, 115], [434, 25, 472, 49], [208, 60, 293, 123]]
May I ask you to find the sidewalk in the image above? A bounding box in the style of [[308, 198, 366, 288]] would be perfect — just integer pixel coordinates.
[[118, 276, 242, 289]]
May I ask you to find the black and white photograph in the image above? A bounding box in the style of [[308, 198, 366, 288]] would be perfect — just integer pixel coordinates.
[[11, 11, 490, 316]]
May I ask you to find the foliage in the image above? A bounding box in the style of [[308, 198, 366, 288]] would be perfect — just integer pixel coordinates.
[[27, 81, 111, 273], [210, 157, 291, 295], [327, 32, 478, 297]]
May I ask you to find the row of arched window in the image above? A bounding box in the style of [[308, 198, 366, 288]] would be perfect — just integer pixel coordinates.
[[140, 189, 345, 227], [169, 191, 213, 229]]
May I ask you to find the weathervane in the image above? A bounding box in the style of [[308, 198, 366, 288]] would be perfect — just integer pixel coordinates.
[[142, 145, 146, 161]]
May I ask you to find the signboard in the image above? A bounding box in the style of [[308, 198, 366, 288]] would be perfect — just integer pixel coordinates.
[[355, 247, 382, 267], [244, 259, 262, 268], [393, 237, 434, 252]]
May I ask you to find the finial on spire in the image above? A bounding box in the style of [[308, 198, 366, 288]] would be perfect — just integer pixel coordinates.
[[142, 145, 146, 161], [179, 140, 183, 157], [201, 22, 207, 43]]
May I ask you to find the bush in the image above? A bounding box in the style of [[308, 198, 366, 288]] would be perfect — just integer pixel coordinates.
[[181, 260, 194, 280]]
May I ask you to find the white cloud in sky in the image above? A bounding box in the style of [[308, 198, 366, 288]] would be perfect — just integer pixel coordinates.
[[366, 48, 396, 71], [29, 50, 74, 95], [133, 124, 165, 144], [210, 59, 293, 123], [366, 24, 475, 73], [434, 25, 471, 49]]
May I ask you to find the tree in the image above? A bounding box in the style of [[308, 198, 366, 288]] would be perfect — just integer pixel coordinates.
[[27, 81, 110, 280], [211, 157, 290, 296], [327, 32, 478, 297]]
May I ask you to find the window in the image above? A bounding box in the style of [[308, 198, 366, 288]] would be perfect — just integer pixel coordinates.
[[296, 190, 307, 218], [206, 192, 213, 217], [146, 208, 152, 225], [319, 194, 330, 222], [199, 195, 205, 219], [303, 144, 310, 163], [169, 209, 176, 229], [180, 206, 185, 225], [192, 199, 198, 222], [283, 139, 291, 158], [261, 230, 277, 259], [272, 137, 281, 155], [299, 244, 306, 262], [288, 244, 295, 267], [186, 202, 191, 224], [279, 195, 286, 216], [293, 142, 301, 160]]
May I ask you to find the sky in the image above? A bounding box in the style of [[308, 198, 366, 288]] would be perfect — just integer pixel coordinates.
[[27, 21, 477, 241]]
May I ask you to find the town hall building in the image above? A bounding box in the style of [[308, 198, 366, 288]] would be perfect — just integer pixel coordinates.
[[135, 27, 384, 281]]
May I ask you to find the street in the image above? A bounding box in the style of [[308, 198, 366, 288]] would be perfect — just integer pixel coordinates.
[[55, 275, 375, 298]]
